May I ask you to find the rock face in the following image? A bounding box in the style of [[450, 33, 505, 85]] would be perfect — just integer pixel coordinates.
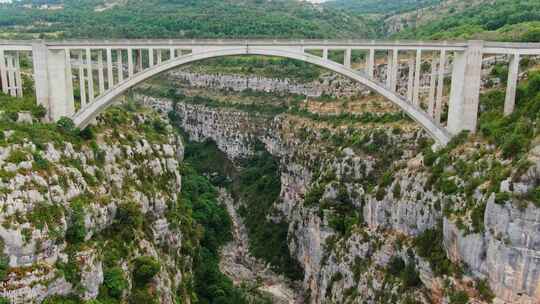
[[142, 92, 540, 304], [0, 111, 188, 303]]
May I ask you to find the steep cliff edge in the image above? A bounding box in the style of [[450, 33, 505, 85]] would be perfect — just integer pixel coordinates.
[[0, 102, 189, 303], [138, 67, 540, 304]]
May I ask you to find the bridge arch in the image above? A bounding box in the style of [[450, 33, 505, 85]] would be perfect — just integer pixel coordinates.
[[71, 47, 451, 145]]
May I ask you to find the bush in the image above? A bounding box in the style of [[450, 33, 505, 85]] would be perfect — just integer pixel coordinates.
[[129, 289, 157, 304], [132, 256, 160, 287], [448, 290, 469, 304], [56, 117, 77, 134], [414, 225, 454, 276], [103, 267, 128, 299], [65, 200, 86, 244], [0, 254, 8, 281]]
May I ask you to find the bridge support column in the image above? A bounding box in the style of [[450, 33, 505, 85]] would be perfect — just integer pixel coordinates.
[[434, 50, 446, 123], [344, 48, 351, 68], [407, 58, 414, 101], [15, 52, 23, 97], [447, 41, 484, 134], [106, 48, 113, 89], [0, 49, 7, 94], [413, 50, 422, 105], [7, 55, 16, 97], [390, 49, 399, 92], [427, 59, 437, 117], [98, 50, 105, 94], [32, 44, 75, 121], [78, 51, 87, 107], [117, 50, 124, 82], [504, 53, 520, 116], [367, 49, 375, 78]]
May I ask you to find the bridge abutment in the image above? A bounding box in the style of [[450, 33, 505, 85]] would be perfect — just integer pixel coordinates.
[[447, 40, 483, 135]]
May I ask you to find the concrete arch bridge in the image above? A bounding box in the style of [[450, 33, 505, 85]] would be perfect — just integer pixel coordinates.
[[1, 39, 540, 145]]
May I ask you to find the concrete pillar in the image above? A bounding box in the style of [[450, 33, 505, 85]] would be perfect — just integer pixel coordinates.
[[413, 49, 422, 105], [149, 48, 154, 67], [391, 49, 399, 91], [136, 49, 143, 72], [47, 49, 75, 119], [31, 45, 74, 121], [428, 59, 437, 117], [97, 50, 105, 95], [344, 48, 351, 68], [435, 49, 446, 123], [127, 48, 134, 77], [7, 55, 16, 97], [367, 49, 375, 78], [504, 53, 520, 116], [64, 49, 74, 114], [386, 51, 393, 87], [32, 43, 50, 112], [117, 49, 124, 82], [407, 58, 414, 101], [323, 48, 328, 60], [15, 52, 23, 97], [157, 50, 162, 64], [0, 49, 7, 94], [85, 48, 94, 102], [447, 41, 484, 134], [170, 48, 175, 60], [78, 51, 86, 107], [106, 48, 113, 89]]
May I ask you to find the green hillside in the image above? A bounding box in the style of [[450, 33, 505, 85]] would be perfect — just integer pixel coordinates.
[[0, 0, 376, 39], [325, 0, 442, 15], [393, 0, 540, 41]]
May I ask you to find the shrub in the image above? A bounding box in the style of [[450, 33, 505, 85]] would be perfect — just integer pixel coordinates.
[[0, 254, 8, 281], [103, 267, 128, 299], [387, 256, 405, 276], [65, 200, 86, 244], [129, 289, 157, 304], [477, 279, 495, 302], [448, 290, 469, 304], [132, 256, 160, 287], [414, 225, 453, 276], [56, 117, 77, 134]]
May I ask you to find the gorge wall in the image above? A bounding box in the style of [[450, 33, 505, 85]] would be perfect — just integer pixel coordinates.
[[142, 88, 540, 304]]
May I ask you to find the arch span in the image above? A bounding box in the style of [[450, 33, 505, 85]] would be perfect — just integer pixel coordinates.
[[72, 47, 451, 144]]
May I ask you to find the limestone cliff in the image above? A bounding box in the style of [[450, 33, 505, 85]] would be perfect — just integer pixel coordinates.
[[140, 90, 540, 304], [0, 106, 188, 303]]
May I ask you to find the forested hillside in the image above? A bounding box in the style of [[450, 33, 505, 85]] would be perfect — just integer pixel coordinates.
[[393, 0, 540, 41], [0, 0, 376, 39], [325, 0, 441, 15]]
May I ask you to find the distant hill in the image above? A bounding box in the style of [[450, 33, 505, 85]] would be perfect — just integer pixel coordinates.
[[0, 0, 377, 40], [324, 0, 442, 15], [388, 0, 540, 41]]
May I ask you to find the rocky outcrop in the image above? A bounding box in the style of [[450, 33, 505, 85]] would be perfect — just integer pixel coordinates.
[[139, 90, 540, 304], [0, 111, 188, 303]]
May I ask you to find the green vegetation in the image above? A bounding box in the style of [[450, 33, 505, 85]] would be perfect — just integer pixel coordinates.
[[479, 71, 540, 159], [180, 165, 248, 304], [102, 267, 128, 300], [190, 56, 323, 83], [0, 0, 374, 40], [414, 224, 459, 277], [386, 256, 421, 288], [396, 0, 540, 41], [182, 136, 304, 281], [327, 0, 441, 15], [236, 145, 304, 280]]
